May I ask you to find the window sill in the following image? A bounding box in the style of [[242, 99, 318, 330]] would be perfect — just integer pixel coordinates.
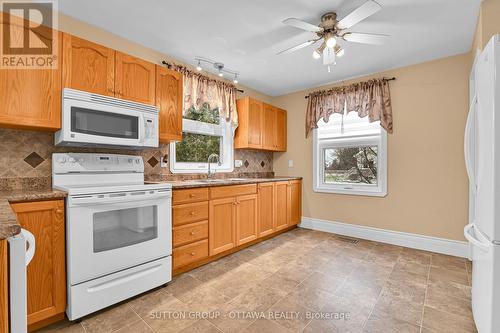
[[313, 186, 387, 197]]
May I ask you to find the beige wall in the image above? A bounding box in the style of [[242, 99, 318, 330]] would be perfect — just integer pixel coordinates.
[[471, 0, 500, 53], [58, 14, 273, 104], [272, 53, 470, 241]]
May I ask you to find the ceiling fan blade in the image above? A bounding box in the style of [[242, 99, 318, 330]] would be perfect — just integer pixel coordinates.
[[283, 18, 323, 33], [277, 40, 316, 55], [343, 32, 388, 45], [337, 0, 382, 29]]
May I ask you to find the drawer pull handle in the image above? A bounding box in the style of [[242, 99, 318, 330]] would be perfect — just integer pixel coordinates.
[[189, 194, 195, 198], [190, 252, 196, 256]]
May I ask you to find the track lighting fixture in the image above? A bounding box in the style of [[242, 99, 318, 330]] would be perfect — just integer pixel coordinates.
[[194, 58, 240, 84]]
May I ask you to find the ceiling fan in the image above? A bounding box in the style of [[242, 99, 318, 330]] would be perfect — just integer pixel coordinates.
[[277, 0, 389, 71]]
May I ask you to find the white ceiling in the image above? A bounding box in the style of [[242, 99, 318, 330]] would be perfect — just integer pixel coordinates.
[[58, 0, 481, 96]]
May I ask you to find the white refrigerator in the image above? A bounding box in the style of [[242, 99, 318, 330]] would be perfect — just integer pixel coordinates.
[[464, 34, 500, 333]]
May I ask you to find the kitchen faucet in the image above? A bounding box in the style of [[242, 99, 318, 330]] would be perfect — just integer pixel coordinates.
[[207, 153, 220, 179]]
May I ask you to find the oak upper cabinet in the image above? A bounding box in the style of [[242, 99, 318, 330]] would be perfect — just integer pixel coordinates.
[[288, 180, 302, 225], [62, 34, 115, 96], [257, 183, 275, 237], [235, 97, 287, 152], [115, 52, 156, 104], [156, 65, 183, 142], [262, 104, 276, 150], [275, 182, 289, 231], [235, 97, 263, 149], [275, 108, 287, 151], [209, 197, 236, 255], [235, 194, 258, 246], [0, 18, 62, 131], [10, 200, 66, 330]]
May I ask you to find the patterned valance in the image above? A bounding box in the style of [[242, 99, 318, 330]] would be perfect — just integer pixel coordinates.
[[305, 78, 393, 137], [171, 65, 238, 128]]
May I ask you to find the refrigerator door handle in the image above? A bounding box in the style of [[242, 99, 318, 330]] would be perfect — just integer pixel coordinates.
[[464, 223, 490, 252], [464, 96, 477, 192]]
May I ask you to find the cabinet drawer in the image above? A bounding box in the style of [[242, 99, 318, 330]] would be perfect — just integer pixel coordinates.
[[173, 221, 208, 248], [173, 188, 209, 205], [173, 239, 209, 269], [173, 201, 209, 226], [210, 184, 257, 199]]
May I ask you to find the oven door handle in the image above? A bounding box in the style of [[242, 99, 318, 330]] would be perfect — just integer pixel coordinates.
[[69, 190, 171, 206]]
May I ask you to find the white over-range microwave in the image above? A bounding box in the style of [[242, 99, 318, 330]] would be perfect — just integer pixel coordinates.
[[55, 88, 159, 148]]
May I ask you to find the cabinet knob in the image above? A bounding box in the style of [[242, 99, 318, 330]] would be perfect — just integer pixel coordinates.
[[190, 252, 196, 256], [190, 211, 195, 215], [56, 209, 63, 214], [190, 231, 195, 235], [189, 194, 195, 198]]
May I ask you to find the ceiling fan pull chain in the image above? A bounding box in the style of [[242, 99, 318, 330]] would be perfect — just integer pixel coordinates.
[[341, 113, 345, 134]]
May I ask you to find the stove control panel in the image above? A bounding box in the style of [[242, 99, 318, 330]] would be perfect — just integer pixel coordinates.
[[52, 153, 144, 174]]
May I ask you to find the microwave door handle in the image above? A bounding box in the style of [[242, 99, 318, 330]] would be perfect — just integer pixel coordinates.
[[139, 115, 145, 144]]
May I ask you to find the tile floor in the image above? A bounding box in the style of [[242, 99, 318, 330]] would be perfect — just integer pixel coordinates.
[[40, 228, 476, 333]]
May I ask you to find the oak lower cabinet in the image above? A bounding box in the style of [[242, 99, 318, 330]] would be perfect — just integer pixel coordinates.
[[275, 182, 289, 231], [172, 188, 210, 270], [209, 197, 237, 255], [288, 180, 302, 225], [257, 182, 275, 236], [9, 200, 66, 331], [235, 194, 258, 245]]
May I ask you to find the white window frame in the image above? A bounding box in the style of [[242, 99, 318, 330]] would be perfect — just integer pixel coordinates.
[[170, 118, 234, 174], [313, 124, 387, 197]]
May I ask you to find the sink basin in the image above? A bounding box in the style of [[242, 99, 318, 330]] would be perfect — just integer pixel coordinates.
[[195, 179, 227, 183]]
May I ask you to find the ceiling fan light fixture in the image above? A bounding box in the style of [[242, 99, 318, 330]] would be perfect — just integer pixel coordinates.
[[326, 35, 337, 48], [196, 60, 202, 71], [233, 74, 239, 84]]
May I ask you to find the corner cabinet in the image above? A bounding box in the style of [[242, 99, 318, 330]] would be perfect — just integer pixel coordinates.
[[156, 66, 183, 142], [10, 200, 66, 331], [235, 97, 287, 152]]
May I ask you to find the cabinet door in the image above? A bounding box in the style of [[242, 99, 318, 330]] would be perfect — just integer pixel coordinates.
[[262, 104, 276, 150], [288, 180, 302, 225], [247, 98, 263, 148], [10, 200, 65, 328], [275, 108, 287, 151], [62, 34, 115, 96], [0, 22, 61, 131], [258, 183, 275, 237], [156, 65, 183, 142], [275, 182, 289, 231], [209, 197, 236, 255], [115, 52, 156, 104], [236, 194, 258, 246]]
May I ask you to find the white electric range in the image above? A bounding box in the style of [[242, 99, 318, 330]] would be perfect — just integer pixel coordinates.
[[52, 153, 172, 320]]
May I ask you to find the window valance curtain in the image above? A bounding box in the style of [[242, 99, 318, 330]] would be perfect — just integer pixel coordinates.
[[305, 78, 393, 138], [173, 65, 238, 128]]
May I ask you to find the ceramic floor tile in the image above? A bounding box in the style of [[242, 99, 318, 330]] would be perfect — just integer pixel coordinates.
[[422, 306, 477, 333], [44, 229, 476, 333], [81, 303, 142, 333]]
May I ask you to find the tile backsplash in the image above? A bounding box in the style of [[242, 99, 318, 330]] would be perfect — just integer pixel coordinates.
[[0, 128, 273, 182]]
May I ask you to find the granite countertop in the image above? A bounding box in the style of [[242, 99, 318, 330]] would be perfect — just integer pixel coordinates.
[[152, 176, 303, 189], [0, 189, 67, 240]]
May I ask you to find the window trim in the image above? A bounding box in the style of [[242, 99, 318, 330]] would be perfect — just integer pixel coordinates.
[[169, 118, 234, 174], [313, 128, 387, 197]]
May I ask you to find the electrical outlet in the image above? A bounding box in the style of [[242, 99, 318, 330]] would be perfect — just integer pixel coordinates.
[[288, 160, 294, 168], [234, 159, 243, 168], [160, 155, 168, 168]]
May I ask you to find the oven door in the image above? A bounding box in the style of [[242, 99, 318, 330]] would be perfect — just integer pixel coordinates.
[[67, 191, 171, 285], [61, 98, 144, 147]]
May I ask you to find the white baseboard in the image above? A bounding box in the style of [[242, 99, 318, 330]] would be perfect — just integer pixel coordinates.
[[299, 217, 470, 258]]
